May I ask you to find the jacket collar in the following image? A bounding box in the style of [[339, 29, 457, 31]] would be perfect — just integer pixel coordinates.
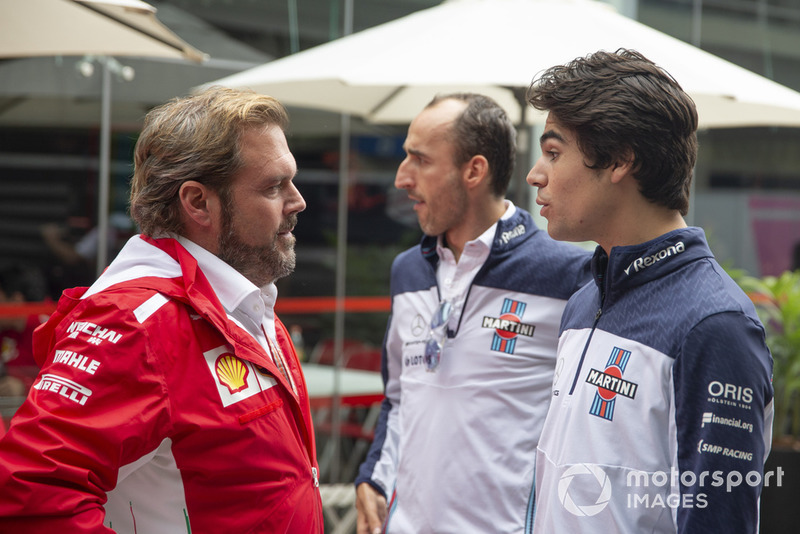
[[420, 202, 539, 268], [83, 235, 282, 379], [591, 227, 714, 303]]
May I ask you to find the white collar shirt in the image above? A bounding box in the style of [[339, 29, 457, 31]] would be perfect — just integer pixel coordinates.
[[435, 200, 516, 330], [176, 236, 278, 351]]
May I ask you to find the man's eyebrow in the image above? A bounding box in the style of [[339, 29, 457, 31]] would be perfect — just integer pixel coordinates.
[[405, 147, 425, 158], [540, 130, 566, 145]]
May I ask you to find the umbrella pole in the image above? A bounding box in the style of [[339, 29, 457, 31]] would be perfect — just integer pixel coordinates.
[[96, 56, 111, 278], [330, 0, 355, 484], [330, 112, 350, 483]]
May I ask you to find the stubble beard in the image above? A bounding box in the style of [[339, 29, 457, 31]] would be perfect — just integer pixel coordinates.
[[418, 175, 468, 237]]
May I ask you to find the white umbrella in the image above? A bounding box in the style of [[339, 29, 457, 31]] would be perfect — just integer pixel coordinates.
[[0, 0, 205, 62], [0, 0, 206, 275], [207, 0, 800, 129]]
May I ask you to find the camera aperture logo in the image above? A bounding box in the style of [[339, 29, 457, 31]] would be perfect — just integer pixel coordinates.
[[557, 464, 612, 516], [557, 464, 784, 516]]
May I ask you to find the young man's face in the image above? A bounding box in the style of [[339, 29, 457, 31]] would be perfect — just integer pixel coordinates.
[[217, 125, 305, 287], [394, 99, 469, 238], [526, 114, 617, 246]]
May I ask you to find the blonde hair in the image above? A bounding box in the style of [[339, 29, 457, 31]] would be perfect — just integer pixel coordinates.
[[129, 86, 289, 236]]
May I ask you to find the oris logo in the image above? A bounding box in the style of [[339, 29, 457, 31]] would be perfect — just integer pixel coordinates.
[[707, 381, 753, 403], [707, 381, 753, 410]]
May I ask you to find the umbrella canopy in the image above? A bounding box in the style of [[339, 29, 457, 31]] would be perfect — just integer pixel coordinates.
[[0, 0, 206, 276], [0, 0, 206, 62], [208, 0, 800, 129]]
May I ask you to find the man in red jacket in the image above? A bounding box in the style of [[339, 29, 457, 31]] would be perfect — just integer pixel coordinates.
[[0, 87, 323, 533]]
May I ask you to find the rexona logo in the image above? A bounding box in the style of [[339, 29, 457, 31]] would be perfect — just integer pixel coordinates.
[[66, 321, 122, 345], [624, 241, 685, 275], [558, 464, 612, 517], [482, 298, 535, 355], [499, 224, 526, 244]]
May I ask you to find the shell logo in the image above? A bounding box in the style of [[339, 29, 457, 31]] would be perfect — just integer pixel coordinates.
[[215, 353, 249, 394]]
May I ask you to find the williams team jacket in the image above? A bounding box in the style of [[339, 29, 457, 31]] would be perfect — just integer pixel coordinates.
[[355, 208, 592, 533], [0, 235, 323, 533], [532, 227, 774, 534]]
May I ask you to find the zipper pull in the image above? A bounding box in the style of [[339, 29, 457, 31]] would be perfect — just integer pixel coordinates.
[[594, 307, 603, 321], [312, 467, 319, 488]]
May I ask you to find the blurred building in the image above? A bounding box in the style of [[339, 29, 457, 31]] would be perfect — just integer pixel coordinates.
[[0, 0, 798, 318]]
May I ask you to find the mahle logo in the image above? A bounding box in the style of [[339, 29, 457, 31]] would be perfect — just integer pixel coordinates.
[[558, 464, 612, 516]]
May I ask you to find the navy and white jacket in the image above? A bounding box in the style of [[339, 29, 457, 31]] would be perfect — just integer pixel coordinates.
[[532, 227, 774, 534], [356, 208, 592, 533]]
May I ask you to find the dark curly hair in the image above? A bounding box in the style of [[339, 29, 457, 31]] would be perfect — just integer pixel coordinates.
[[527, 49, 698, 215]]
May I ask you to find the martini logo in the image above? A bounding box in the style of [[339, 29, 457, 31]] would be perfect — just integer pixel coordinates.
[[587, 347, 637, 421], [482, 298, 535, 354]]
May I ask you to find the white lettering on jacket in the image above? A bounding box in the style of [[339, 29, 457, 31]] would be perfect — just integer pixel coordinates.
[[34, 374, 92, 405], [624, 242, 685, 275], [53, 349, 101, 374], [500, 224, 526, 244], [66, 321, 122, 345]]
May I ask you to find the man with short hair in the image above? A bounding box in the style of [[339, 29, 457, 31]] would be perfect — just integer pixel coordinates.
[[526, 49, 773, 533], [355, 93, 591, 533], [0, 87, 323, 533]]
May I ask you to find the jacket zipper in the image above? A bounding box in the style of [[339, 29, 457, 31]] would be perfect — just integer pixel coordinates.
[[568, 306, 604, 396]]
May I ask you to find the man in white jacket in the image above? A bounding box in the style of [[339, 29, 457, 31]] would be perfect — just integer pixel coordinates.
[[354, 93, 591, 534]]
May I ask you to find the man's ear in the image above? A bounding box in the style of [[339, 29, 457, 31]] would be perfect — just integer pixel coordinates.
[[178, 180, 218, 229], [610, 150, 635, 184], [463, 154, 490, 190]]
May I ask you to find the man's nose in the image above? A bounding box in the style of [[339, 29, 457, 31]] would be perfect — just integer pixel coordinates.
[[526, 157, 547, 188], [395, 158, 413, 189]]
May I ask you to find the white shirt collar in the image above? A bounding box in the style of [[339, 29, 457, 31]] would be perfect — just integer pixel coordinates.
[[436, 200, 516, 259], [176, 236, 278, 337], [435, 200, 516, 307]]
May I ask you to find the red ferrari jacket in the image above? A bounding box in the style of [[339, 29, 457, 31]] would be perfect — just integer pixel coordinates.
[[0, 236, 323, 533]]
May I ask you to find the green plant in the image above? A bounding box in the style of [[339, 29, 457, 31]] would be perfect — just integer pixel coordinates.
[[736, 270, 800, 447]]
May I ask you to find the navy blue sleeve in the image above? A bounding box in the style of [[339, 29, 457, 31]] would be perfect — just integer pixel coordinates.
[[673, 311, 773, 533], [354, 397, 392, 497], [354, 305, 395, 497]]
